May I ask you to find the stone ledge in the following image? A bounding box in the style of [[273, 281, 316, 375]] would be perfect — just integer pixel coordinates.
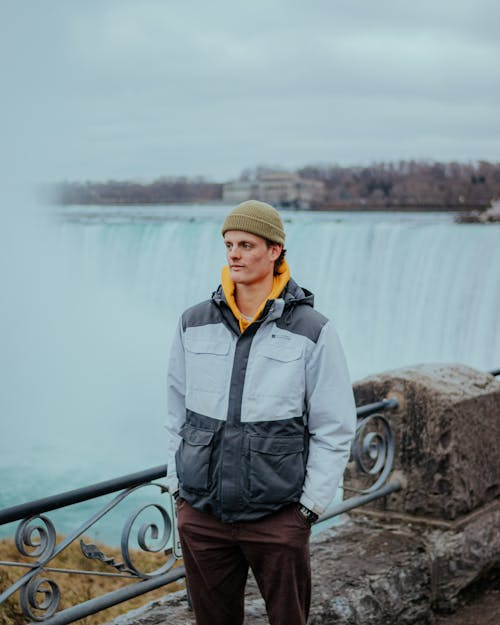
[[349, 497, 500, 532], [350, 364, 500, 519], [309, 518, 432, 625]]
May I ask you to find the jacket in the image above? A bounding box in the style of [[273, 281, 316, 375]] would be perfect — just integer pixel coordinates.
[[165, 277, 356, 522]]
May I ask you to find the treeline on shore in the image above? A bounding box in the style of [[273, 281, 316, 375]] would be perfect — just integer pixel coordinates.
[[56, 177, 221, 206], [55, 160, 500, 209]]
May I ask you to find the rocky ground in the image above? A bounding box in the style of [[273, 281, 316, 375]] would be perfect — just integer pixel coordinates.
[[106, 518, 500, 625], [435, 572, 500, 625], [107, 573, 500, 625]]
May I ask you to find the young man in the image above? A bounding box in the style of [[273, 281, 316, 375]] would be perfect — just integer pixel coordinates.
[[166, 200, 356, 625]]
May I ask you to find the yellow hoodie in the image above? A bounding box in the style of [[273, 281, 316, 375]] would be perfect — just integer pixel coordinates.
[[221, 260, 291, 333]]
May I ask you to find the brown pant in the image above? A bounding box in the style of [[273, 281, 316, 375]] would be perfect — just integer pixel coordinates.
[[177, 499, 311, 625]]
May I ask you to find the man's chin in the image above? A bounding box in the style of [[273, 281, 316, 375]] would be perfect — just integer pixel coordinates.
[[230, 270, 245, 283]]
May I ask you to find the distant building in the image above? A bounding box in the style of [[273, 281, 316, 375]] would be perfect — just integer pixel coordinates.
[[223, 172, 325, 209], [222, 179, 257, 204]]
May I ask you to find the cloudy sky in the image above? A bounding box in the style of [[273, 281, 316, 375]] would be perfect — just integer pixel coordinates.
[[1, 0, 499, 185]]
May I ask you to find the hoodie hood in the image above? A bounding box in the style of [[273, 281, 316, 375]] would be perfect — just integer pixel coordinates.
[[281, 278, 315, 308]]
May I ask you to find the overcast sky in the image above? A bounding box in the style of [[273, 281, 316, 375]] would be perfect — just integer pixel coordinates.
[[1, 0, 499, 185]]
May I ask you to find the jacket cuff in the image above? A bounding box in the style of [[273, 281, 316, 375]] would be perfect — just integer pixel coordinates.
[[166, 476, 179, 496], [299, 493, 321, 516]]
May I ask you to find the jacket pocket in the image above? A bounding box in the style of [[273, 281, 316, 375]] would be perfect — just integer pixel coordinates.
[[184, 335, 230, 394], [249, 342, 304, 400], [176, 425, 214, 493], [248, 435, 305, 504]]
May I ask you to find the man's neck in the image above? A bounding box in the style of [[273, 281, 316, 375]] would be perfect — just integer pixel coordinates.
[[235, 276, 274, 318]]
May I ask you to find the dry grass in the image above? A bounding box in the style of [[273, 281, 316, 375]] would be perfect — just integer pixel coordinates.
[[0, 536, 184, 625]]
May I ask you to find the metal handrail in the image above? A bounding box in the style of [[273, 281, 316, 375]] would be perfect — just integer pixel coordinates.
[[1, 398, 401, 528], [320, 478, 402, 522], [0, 465, 167, 527], [356, 397, 399, 418]]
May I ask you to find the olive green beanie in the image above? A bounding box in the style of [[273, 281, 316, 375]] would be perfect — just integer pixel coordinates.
[[221, 200, 285, 245]]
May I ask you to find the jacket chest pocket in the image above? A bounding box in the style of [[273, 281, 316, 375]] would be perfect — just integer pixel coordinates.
[[249, 342, 304, 400], [185, 336, 230, 394], [247, 435, 305, 504], [176, 425, 215, 493]]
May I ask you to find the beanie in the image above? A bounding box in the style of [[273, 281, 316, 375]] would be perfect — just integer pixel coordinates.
[[221, 200, 285, 245]]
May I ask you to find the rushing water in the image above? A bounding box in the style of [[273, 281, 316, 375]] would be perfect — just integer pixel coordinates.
[[1, 203, 499, 543]]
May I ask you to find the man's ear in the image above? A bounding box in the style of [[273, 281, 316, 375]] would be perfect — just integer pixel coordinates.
[[270, 243, 282, 261]]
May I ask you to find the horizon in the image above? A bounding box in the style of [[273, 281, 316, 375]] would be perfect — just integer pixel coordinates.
[[52, 157, 500, 185]]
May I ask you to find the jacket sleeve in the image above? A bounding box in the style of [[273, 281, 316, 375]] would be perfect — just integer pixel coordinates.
[[300, 320, 357, 515], [165, 319, 186, 495]]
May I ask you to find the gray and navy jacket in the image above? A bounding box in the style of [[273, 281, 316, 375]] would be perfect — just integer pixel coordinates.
[[166, 278, 356, 522]]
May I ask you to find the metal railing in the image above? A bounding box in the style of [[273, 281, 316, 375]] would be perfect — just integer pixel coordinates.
[[0, 394, 403, 625], [0, 466, 185, 624]]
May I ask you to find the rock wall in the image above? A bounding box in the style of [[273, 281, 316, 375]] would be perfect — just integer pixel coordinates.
[[350, 364, 500, 519], [423, 499, 500, 611]]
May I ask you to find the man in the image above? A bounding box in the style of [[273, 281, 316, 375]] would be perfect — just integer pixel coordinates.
[[166, 200, 356, 625]]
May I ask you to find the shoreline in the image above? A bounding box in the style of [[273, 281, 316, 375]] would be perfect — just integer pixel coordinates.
[[53, 200, 481, 212]]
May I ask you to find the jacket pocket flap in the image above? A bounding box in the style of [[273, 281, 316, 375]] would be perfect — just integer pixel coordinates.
[[185, 336, 230, 355], [180, 426, 214, 446], [258, 344, 301, 362], [249, 436, 304, 455]]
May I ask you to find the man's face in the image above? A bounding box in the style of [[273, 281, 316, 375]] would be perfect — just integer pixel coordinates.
[[224, 230, 282, 287]]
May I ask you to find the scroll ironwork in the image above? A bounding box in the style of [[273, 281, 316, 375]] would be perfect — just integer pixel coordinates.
[[351, 412, 395, 493], [0, 474, 180, 624]]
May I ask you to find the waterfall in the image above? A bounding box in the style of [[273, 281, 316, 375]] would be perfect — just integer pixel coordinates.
[[285, 218, 500, 377], [54, 207, 500, 380]]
